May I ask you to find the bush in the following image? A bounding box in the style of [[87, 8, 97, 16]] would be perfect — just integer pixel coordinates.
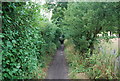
[[1, 2, 61, 79]]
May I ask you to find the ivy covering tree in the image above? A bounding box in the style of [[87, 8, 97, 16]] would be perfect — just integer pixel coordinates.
[[1, 2, 61, 79]]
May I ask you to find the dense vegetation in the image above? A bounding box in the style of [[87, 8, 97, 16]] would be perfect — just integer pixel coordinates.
[[62, 2, 120, 79], [63, 2, 119, 56], [65, 39, 118, 79], [50, 2, 119, 79], [1, 2, 61, 79], [1, 1, 120, 80]]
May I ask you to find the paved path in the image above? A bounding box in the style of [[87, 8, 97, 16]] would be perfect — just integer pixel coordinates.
[[46, 44, 68, 79]]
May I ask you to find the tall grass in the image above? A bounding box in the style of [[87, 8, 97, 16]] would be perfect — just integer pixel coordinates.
[[64, 39, 119, 79]]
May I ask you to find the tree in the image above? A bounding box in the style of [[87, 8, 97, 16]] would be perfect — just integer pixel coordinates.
[[63, 2, 119, 56]]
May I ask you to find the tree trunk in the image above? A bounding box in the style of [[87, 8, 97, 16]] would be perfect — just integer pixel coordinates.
[[89, 42, 94, 56], [110, 31, 112, 36]]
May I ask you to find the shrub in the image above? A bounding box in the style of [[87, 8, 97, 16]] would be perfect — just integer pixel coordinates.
[[1, 2, 61, 79]]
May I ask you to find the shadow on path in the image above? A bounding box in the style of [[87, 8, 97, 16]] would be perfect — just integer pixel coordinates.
[[46, 44, 68, 79]]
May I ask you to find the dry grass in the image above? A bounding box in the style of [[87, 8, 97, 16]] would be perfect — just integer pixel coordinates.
[[64, 39, 90, 79], [95, 38, 119, 56], [64, 38, 119, 79], [76, 73, 89, 79]]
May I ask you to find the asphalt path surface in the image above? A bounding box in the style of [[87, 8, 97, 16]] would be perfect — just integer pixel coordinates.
[[46, 44, 68, 79]]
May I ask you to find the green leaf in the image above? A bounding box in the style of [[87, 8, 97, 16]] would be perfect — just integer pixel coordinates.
[[12, 40, 16, 44], [0, 33, 4, 37]]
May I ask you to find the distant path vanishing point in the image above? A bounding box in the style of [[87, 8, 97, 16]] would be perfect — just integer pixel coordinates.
[[46, 44, 68, 79]]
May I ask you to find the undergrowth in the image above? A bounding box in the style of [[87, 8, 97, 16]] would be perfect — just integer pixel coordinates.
[[64, 39, 119, 79]]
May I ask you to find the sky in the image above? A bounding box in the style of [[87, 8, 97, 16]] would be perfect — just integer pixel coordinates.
[[31, 0, 46, 5], [31, 0, 53, 21]]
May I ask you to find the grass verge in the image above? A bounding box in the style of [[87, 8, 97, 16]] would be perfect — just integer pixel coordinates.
[[64, 39, 119, 79]]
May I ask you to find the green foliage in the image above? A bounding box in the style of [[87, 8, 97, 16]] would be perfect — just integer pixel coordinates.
[[85, 54, 117, 79], [50, 2, 68, 27], [63, 2, 119, 56], [65, 40, 118, 79], [2, 2, 61, 79]]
